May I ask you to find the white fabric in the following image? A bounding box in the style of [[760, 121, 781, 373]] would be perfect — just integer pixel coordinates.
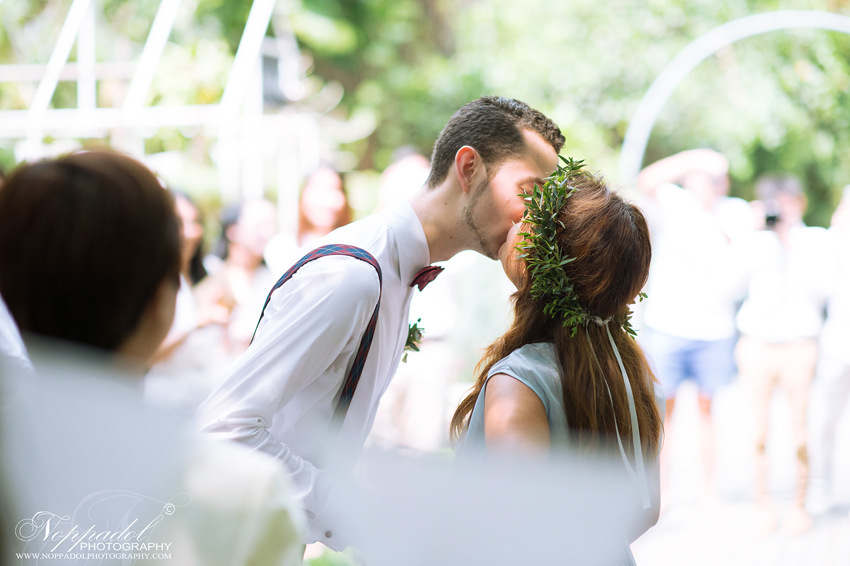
[[264, 232, 300, 280], [735, 224, 830, 342], [589, 321, 650, 509], [225, 264, 278, 346], [145, 272, 255, 420], [642, 184, 753, 340], [809, 225, 850, 491], [144, 276, 210, 418], [820, 226, 850, 364], [170, 275, 199, 340], [195, 202, 430, 550], [809, 345, 850, 492], [585, 319, 653, 509], [0, 293, 31, 373], [2, 344, 305, 566]]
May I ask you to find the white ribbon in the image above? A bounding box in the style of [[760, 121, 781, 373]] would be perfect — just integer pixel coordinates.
[[586, 318, 651, 510]]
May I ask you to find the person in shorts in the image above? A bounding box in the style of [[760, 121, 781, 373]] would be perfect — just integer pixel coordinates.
[[637, 149, 753, 504]]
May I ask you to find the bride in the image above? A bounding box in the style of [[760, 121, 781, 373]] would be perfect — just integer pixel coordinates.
[[452, 158, 664, 557]]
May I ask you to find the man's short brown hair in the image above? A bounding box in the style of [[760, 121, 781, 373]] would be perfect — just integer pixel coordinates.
[[0, 151, 181, 351], [426, 96, 564, 188]]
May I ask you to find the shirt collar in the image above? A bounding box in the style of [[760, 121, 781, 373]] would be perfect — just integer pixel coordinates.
[[383, 202, 431, 287]]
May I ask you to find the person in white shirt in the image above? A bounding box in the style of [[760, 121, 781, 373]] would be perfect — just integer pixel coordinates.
[[0, 151, 305, 565], [195, 96, 564, 550], [196, 199, 279, 360], [264, 166, 354, 278], [735, 173, 830, 535], [809, 187, 850, 515], [636, 149, 753, 503]]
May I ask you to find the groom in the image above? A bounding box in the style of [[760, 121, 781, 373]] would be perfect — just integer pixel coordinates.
[[196, 96, 563, 549]]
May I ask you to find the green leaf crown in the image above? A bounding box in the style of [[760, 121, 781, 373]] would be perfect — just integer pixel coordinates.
[[515, 156, 644, 338]]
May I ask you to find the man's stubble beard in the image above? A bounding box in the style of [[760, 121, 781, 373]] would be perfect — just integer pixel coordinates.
[[463, 177, 499, 260]]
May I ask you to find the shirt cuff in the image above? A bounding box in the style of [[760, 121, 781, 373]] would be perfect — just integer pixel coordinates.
[[304, 478, 351, 551]]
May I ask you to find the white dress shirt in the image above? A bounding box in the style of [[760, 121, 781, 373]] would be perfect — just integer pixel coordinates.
[[820, 226, 850, 363], [195, 202, 431, 549], [735, 224, 830, 342], [642, 184, 753, 341]]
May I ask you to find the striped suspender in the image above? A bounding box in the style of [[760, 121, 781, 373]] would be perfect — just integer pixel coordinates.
[[252, 244, 383, 428]]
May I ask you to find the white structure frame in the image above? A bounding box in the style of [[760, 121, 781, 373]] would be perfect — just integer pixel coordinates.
[[0, 0, 319, 211], [617, 10, 850, 185]]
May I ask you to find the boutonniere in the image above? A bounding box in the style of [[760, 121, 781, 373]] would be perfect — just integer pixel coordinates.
[[402, 318, 424, 363]]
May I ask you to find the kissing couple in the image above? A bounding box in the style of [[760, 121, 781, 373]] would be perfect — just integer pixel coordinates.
[[196, 96, 664, 563]]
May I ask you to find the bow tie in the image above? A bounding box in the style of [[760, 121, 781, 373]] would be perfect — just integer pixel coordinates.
[[410, 266, 444, 291]]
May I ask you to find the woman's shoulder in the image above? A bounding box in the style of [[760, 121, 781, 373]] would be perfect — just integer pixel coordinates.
[[488, 343, 561, 407], [489, 342, 558, 376]]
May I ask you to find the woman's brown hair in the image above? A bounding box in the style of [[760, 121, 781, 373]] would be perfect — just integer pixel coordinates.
[[451, 172, 663, 458]]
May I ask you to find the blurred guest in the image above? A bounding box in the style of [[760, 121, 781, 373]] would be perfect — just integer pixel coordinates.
[[196, 199, 277, 360], [807, 185, 850, 515], [298, 166, 352, 246], [735, 174, 829, 535], [376, 147, 431, 211], [175, 191, 208, 285], [145, 191, 229, 420], [0, 151, 304, 565], [637, 149, 752, 504], [265, 166, 352, 276], [151, 191, 212, 364]]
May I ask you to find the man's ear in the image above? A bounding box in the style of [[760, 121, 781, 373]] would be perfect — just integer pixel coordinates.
[[454, 146, 484, 194]]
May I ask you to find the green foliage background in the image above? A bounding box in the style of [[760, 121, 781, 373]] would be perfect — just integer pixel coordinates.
[[283, 0, 850, 226], [3, 0, 850, 223]]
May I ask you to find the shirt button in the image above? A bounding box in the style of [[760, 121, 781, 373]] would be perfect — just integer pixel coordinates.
[[325, 531, 332, 538]]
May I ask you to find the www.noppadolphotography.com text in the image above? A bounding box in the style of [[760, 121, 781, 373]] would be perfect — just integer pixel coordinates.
[[10, 491, 191, 563]]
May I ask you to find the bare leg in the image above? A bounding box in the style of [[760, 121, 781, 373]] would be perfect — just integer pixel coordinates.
[[660, 397, 675, 512], [697, 395, 716, 501], [809, 360, 850, 512], [737, 336, 778, 535], [781, 340, 817, 534]]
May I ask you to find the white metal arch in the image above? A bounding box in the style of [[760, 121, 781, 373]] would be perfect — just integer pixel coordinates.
[[617, 10, 850, 185], [0, 0, 334, 213]]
